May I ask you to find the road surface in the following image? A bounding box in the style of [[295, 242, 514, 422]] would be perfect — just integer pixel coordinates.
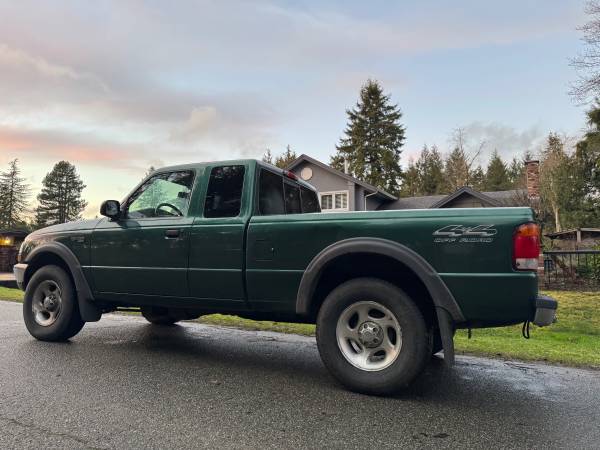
[[0, 300, 598, 449]]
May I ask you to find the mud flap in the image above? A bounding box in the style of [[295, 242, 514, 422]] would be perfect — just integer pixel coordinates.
[[436, 306, 455, 366]]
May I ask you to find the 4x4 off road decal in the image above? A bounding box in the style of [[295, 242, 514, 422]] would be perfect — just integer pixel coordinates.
[[433, 225, 497, 243]]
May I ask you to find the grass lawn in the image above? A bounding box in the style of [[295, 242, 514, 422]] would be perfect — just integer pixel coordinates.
[[0, 286, 25, 302], [1, 286, 597, 368]]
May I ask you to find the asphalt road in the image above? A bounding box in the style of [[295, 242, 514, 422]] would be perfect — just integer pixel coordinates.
[[0, 300, 598, 449]]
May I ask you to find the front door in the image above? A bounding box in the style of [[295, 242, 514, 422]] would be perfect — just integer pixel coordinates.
[[91, 170, 196, 298]]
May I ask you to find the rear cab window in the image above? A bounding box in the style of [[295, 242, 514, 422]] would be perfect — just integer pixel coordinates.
[[258, 167, 320, 215]]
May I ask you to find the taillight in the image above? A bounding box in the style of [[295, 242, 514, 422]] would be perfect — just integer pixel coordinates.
[[283, 170, 298, 181], [513, 223, 540, 271]]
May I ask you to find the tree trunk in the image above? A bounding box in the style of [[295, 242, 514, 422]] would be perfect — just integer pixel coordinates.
[[554, 204, 562, 232]]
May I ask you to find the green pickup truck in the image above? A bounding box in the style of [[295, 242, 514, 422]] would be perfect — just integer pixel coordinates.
[[14, 159, 557, 394]]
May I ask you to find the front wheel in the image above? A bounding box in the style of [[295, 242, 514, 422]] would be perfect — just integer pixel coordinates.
[[316, 278, 430, 395], [23, 265, 85, 341]]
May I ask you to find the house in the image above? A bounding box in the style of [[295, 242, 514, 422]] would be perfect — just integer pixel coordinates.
[[544, 228, 600, 250], [287, 154, 538, 212], [0, 230, 28, 272]]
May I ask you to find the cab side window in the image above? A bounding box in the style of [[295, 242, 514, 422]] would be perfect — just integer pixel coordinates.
[[300, 186, 320, 213], [284, 182, 301, 214], [258, 169, 285, 215], [204, 165, 245, 218], [126, 171, 194, 219]]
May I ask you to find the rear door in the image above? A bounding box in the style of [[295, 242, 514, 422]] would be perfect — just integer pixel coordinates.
[[187, 164, 250, 308]]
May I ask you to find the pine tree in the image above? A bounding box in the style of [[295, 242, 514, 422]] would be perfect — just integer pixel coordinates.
[[331, 80, 405, 195], [262, 149, 274, 165], [274, 145, 297, 169], [572, 105, 600, 226], [0, 159, 30, 229], [470, 166, 486, 191], [35, 161, 87, 227], [400, 160, 420, 196], [507, 156, 525, 188], [415, 145, 445, 195], [484, 150, 511, 191], [444, 147, 470, 191]]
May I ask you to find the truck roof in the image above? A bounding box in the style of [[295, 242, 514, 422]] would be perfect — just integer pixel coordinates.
[[155, 159, 317, 191]]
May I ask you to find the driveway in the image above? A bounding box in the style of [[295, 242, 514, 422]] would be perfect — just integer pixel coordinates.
[[0, 300, 598, 449]]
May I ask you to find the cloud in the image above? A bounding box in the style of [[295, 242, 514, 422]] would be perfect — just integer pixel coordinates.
[[0, 126, 140, 165], [0, 44, 93, 82], [456, 122, 547, 162]]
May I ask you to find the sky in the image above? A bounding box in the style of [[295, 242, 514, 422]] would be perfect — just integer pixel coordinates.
[[0, 0, 591, 217]]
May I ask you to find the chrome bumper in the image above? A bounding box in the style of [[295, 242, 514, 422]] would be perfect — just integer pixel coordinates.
[[13, 263, 27, 290], [533, 295, 557, 327]]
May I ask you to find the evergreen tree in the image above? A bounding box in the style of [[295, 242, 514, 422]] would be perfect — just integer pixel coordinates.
[[274, 145, 297, 169], [262, 146, 297, 169], [331, 80, 405, 195], [262, 149, 274, 165], [484, 150, 511, 191], [0, 159, 30, 229], [35, 161, 87, 227], [470, 165, 486, 191], [444, 147, 470, 191], [400, 160, 420, 196], [415, 145, 445, 195], [507, 156, 525, 188], [572, 105, 600, 226]]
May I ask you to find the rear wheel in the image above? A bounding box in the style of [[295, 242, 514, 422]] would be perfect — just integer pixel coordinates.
[[316, 278, 430, 395], [23, 265, 85, 341]]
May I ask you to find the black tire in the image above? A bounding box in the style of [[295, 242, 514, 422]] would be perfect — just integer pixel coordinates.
[[141, 306, 180, 325], [316, 278, 430, 396], [23, 265, 85, 341]]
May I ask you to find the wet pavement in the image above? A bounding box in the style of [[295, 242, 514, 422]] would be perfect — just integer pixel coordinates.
[[0, 300, 598, 449]]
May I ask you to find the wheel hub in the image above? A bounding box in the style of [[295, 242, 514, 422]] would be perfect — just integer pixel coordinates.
[[357, 321, 383, 348], [32, 280, 63, 327], [44, 296, 58, 311]]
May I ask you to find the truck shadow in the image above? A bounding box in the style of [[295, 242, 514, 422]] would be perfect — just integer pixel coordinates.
[[73, 320, 560, 407]]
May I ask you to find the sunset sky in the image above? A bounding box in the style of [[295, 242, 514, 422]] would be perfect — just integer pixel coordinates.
[[0, 0, 589, 217]]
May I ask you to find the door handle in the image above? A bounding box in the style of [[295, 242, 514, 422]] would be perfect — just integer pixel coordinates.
[[164, 229, 181, 239]]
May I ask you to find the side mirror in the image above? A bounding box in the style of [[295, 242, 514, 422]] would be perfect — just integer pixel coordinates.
[[100, 200, 121, 220]]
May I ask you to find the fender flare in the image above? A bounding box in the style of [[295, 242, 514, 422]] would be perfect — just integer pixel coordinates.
[[25, 242, 101, 322], [295, 237, 464, 365]]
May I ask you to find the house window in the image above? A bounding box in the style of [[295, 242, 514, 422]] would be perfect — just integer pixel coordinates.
[[320, 191, 348, 212]]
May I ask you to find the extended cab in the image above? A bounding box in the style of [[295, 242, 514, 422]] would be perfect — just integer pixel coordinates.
[[14, 159, 557, 395]]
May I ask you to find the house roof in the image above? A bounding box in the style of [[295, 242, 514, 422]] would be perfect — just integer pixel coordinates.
[[429, 186, 502, 208], [545, 228, 600, 239], [379, 187, 528, 210], [286, 154, 397, 201]]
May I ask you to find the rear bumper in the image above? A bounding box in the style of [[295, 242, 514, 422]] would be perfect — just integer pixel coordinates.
[[13, 263, 27, 290], [533, 295, 557, 327]]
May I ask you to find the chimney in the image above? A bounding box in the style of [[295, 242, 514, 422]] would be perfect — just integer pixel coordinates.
[[525, 160, 540, 200], [343, 158, 349, 174]]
